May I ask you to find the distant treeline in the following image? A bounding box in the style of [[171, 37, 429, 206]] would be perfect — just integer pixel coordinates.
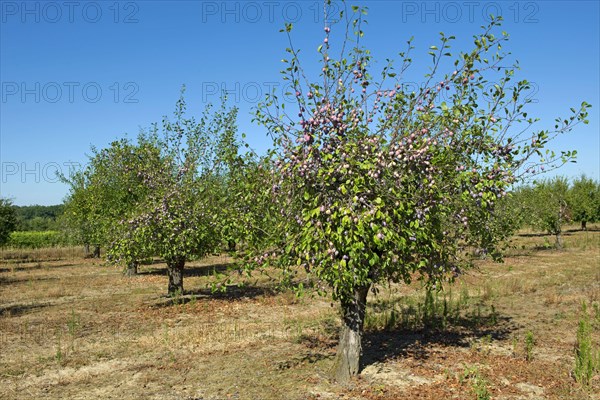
[[14, 204, 64, 231]]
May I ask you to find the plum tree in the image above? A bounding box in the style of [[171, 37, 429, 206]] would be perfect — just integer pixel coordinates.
[[61, 170, 99, 257], [99, 138, 164, 274], [569, 175, 600, 230], [61, 137, 161, 265], [254, 3, 590, 382], [108, 90, 239, 295], [219, 153, 280, 258], [212, 115, 271, 255], [524, 177, 571, 248], [64, 89, 249, 293]]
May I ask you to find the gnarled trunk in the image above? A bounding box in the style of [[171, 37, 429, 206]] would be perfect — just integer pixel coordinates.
[[166, 257, 185, 296], [581, 220, 587, 231], [92, 245, 100, 258], [124, 261, 138, 277], [83, 243, 91, 258], [333, 285, 370, 383]]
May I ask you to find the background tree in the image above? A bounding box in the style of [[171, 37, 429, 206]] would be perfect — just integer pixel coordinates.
[[507, 185, 536, 230], [61, 137, 161, 262], [0, 198, 17, 246], [210, 102, 251, 254], [521, 177, 571, 248], [61, 171, 97, 257], [468, 188, 528, 258], [108, 91, 237, 295], [254, 4, 589, 383], [93, 137, 164, 273], [218, 150, 279, 257], [569, 175, 600, 230]]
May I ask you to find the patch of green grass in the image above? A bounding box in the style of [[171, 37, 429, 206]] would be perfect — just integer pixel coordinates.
[[525, 330, 535, 361], [592, 302, 600, 323], [461, 365, 491, 400]]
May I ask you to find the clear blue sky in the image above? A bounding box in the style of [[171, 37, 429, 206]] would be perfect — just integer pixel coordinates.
[[1, 0, 598, 205]]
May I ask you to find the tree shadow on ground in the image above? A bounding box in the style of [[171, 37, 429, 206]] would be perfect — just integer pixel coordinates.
[[138, 262, 235, 278], [276, 351, 335, 371], [0, 275, 60, 285], [0, 263, 78, 273], [517, 231, 574, 238], [532, 244, 562, 251], [0, 302, 52, 318], [566, 226, 599, 233], [361, 313, 514, 368], [516, 232, 547, 238], [189, 284, 278, 300], [150, 284, 279, 308]]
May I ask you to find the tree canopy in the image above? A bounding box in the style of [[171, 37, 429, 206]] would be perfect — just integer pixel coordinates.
[[252, 4, 590, 382], [0, 198, 18, 246]]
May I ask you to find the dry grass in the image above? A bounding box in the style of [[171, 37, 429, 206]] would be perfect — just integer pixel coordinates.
[[1, 226, 599, 399], [0, 246, 83, 264]]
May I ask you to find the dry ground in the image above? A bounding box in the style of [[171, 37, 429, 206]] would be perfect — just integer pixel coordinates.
[[1, 226, 599, 400]]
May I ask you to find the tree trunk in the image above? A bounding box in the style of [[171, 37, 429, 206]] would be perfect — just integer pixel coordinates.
[[227, 240, 236, 252], [92, 245, 100, 258], [124, 261, 138, 277], [166, 257, 185, 296], [83, 243, 90, 258], [555, 232, 563, 249], [333, 285, 370, 383], [581, 220, 587, 231]]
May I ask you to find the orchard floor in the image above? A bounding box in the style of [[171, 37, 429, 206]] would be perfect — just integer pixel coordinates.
[[0, 227, 598, 400]]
